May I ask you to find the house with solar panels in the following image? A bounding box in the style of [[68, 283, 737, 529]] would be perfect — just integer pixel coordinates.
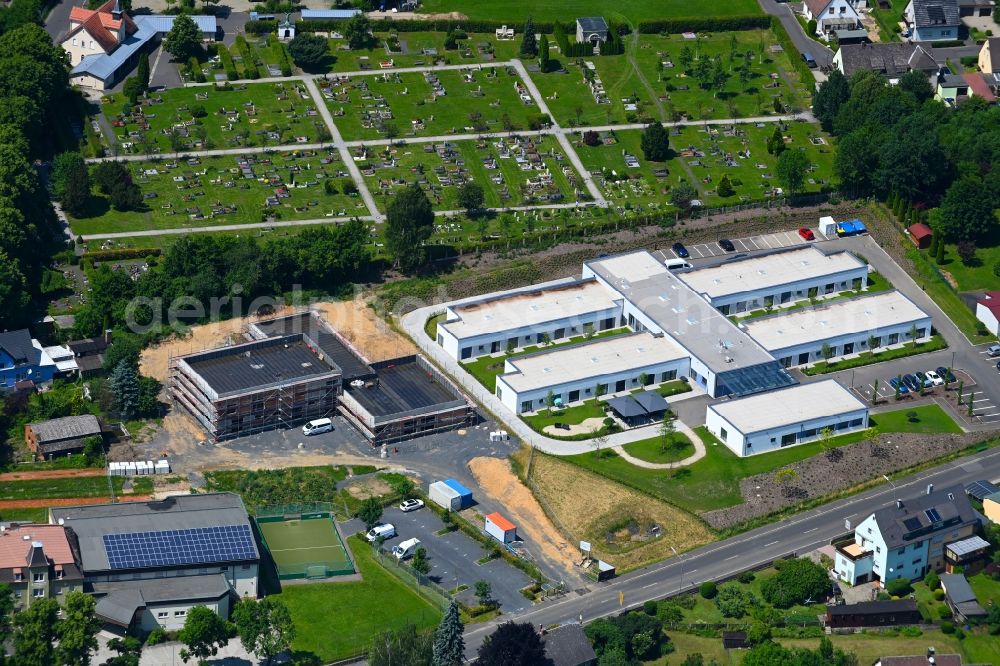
[[834, 485, 980, 587], [49, 493, 258, 632]]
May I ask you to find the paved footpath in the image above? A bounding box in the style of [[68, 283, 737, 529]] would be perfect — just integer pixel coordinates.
[[612, 420, 706, 469]]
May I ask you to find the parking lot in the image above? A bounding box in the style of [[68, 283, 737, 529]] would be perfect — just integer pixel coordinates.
[[660, 228, 820, 261], [971, 345, 1000, 423], [350, 504, 535, 613]]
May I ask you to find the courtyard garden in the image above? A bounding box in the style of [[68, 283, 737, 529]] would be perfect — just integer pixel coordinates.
[[320, 66, 548, 141], [101, 81, 327, 154], [69, 150, 368, 235], [361, 135, 583, 212]]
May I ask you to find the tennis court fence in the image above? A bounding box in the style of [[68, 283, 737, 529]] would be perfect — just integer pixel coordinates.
[[255, 503, 355, 580], [373, 547, 451, 611], [255, 502, 335, 521]]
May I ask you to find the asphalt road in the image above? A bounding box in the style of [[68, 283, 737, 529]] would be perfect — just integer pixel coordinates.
[[758, 0, 834, 68], [463, 443, 1000, 656]]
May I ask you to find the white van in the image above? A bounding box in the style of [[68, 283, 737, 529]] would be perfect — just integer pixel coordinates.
[[664, 258, 693, 271], [302, 418, 333, 436], [392, 537, 421, 560], [366, 523, 396, 542]]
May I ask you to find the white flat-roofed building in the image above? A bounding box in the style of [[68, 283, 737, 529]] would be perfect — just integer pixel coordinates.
[[705, 380, 869, 456], [438, 279, 623, 361], [495, 332, 689, 414], [677, 247, 869, 315], [742, 291, 932, 367], [583, 251, 795, 398]]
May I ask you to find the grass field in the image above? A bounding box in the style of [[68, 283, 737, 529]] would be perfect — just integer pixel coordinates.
[[418, 0, 763, 23], [621, 432, 695, 463], [935, 238, 1000, 292], [0, 476, 126, 501], [868, 404, 962, 434], [259, 516, 352, 577], [0, 508, 49, 522], [102, 81, 325, 154], [70, 151, 367, 235], [321, 66, 545, 141], [361, 135, 582, 213], [277, 534, 440, 661]]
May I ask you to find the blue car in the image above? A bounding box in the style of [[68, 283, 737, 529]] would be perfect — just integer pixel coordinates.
[[889, 377, 909, 394], [672, 242, 689, 259]]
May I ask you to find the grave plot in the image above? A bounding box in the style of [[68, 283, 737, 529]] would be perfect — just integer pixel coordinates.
[[325, 30, 522, 72], [102, 82, 328, 154], [358, 135, 584, 212], [69, 150, 366, 235], [320, 66, 548, 141]]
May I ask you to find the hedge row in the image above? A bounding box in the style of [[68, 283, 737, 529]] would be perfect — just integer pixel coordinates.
[[637, 16, 771, 33], [273, 37, 293, 76], [245, 19, 277, 35], [295, 18, 573, 34], [218, 43, 238, 80], [235, 35, 261, 79], [85, 248, 162, 261]]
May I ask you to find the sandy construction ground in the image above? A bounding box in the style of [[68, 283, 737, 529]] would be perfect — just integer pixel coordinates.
[[543, 417, 604, 437], [0, 495, 152, 509], [0, 469, 105, 482]]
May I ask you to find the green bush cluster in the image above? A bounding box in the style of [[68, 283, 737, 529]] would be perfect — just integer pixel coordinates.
[[83, 247, 162, 262], [245, 19, 278, 35], [219, 45, 239, 80], [235, 35, 260, 79]]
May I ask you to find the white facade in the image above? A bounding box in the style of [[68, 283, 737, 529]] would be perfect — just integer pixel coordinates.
[[495, 333, 689, 414], [138, 593, 230, 632], [805, 0, 862, 34], [705, 380, 868, 456], [975, 299, 1000, 336], [742, 291, 932, 367]]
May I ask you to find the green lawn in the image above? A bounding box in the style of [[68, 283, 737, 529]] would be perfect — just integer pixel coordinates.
[[70, 151, 367, 235], [0, 476, 125, 501], [969, 572, 1000, 607], [322, 31, 524, 73], [276, 535, 441, 662], [424, 312, 446, 340], [0, 508, 49, 522], [362, 135, 582, 214], [935, 238, 1000, 292], [802, 335, 948, 376], [102, 81, 325, 154], [621, 432, 694, 463], [322, 67, 545, 141], [419, 0, 762, 23], [868, 404, 962, 434], [522, 399, 607, 432], [905, 245, 986, 342], [779, 632, 968, 665]]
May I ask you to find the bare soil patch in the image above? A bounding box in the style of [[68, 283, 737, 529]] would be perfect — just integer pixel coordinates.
[[523, 452, 714, 572], [313, 299, 416, 362], [0, 469, 105, 482], [0, 496, 152, 509], [368, 10, 468, 20], [344, 476, 392, 500], [468, 456, 579, 576], [542, 417, 604, 437]]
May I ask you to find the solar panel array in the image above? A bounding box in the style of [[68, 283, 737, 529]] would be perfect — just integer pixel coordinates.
[[965, 480, 999, 501], [925, 507, 942, 523], [903, 517, 922, 532], [103, 524, 255, 570]]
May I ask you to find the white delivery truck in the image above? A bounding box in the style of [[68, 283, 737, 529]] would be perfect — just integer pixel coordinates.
[[392, 538, 421, 560], [366, 523, 396, 542]]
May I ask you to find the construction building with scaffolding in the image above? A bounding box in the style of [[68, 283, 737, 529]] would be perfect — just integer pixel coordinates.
[[168, 333, 341, 441]]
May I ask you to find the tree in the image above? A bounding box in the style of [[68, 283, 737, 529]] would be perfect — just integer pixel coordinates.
[[344, 13, 373, 50], [178, 606, 231, 664], [109, 179, 142, 211], [369, 624, 433, 666], [538, 33, 550, 72], [51, 151, 87, 200], [715, 583, 755, 618], [288, 34, 328, 72], [640, 122, 670, 161], [658, 417, 676, 453], [104, 637, 143, 666], [13, 598, 59, 666], [716, 174, 735, 197], [456, 182, 485, 214], [62, 164, 91, 217], [358, 496, 383, 530], [164, 13, 201, 61], [760, 557, 830, 608], [474, 580, 494, 609], [231, 597, 295, 666], [82, 435, 104, 465], [122, 75, 144, 106], [109, 361, 141, 419], [385, 183, 434, 273], [477, 622, 546, 666], [520, 16, 537, 57], [670, 182, 697, 210], [432, 601, 465, 666], [136, 51, 150, 90], [936, 175, 997, 242], [813, 69, 849, 132], [699, 581, 718, 599], [766, 126, 785, 156], [57, 591, 101, 666], [957, 240, 978, 265], [776, 148, 809, 194], [935, 237, 946, 264], [411, 547, 431, 574], [899, 69, 933, 103]]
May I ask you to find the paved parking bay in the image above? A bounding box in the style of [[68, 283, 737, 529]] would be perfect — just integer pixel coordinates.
[[663, 229, 814, 261], [371, 505, 534, 613]]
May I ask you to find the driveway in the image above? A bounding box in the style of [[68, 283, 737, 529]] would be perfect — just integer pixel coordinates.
[[758, 0, 834, 68], [346, 505, 535, 614]]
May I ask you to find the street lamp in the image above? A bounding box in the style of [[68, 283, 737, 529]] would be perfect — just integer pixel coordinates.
[[670, 545, 684, 595]]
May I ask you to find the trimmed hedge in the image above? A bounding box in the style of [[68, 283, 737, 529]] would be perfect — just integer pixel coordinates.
[[637, 16, 770, 33], [245, 19, 277, 35], [295, 18, 573, 34], [218, 44, 238, 80], [235, 35, 261, 79], [85, 248, 162, 261]]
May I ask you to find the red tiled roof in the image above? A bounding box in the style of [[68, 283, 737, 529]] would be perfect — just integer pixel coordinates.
[[907, 222, 933, 240], [0, 525, 75, 570], [486, 512, 516, 532], [66, 1, 137, 53], [964, 73, 997, 102]]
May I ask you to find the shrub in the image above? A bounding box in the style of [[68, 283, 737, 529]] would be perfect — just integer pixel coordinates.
[[941, 621, 956, 634], [146, 628, 168, 645], [656, 601, 684, 624], [643, 600, 657, 616], [699, 581, 717, 599], [924, 570, 940, 591], [190, 104, 207, 118], [933, 589, 945, 601], [885, 578, 912, 597], [938, 606, 953, 620], [738, 571, 756, 584], [715, 583, 755, 618], [761, 558, 831, 608]]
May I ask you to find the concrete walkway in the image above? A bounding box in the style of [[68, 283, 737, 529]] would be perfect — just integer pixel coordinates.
[[611, 420, 707, 469], [78, 215, 374, 241]]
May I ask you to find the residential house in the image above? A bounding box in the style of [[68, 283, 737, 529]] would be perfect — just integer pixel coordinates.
[[875, 652, 962, 666], [959, 0, 995, 17], [0, 523, 84, 612], [25, 415, 103, 460], [803, 0, 862, 35], [834, 484, 980, 586], [904, 0, 962, 41], [940, 573, 987, 621], [51, 493, 259, 632], [935, 71, 970, 104], [979, 37, 1000, 73], [983, 490, 1000, 522], [576, 17, 609, 44], [962, 72, 998, 102], [832, 42, 938, 79], [944, 535, 990, 575], [541, 623, 597, 666], [0, 329, 56, 391], [67, 330, 111, 377], [825, 599, 923, 628], [43, 344, 79, 379]]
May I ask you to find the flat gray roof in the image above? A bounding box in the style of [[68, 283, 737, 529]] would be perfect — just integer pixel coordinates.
[[708, 379, 866, 434], [585, 251, 777, 373], [678, 247, 866, 301], [742, 291, 930, 352]]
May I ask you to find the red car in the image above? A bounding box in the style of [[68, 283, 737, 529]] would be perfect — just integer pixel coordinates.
[[797, 228, 815, 241]]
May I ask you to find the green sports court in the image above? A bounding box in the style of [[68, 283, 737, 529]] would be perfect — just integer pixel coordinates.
[[256, 504, 355, 580]]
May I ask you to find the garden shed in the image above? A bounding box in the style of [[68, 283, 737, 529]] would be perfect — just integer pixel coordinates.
[[484, 512, 517, 543], [907, 222, 933, 249]]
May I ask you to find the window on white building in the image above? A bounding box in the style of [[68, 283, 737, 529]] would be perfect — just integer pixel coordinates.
[[174, 610, 186, 617], [32, 589, 44, 598], [157, 611, 168, 618]]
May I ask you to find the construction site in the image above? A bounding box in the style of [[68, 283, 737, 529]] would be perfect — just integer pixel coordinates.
[[169, 311, 473, 444]]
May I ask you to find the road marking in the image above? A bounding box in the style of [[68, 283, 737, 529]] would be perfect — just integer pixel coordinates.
[[764, 540, 780, 547], [804, 527, 818, 533], [642, 583, 658, 589], [687, 569, 697, 574], [757, 235, 771, 248], [724, 554, 738, 561], [747, 237, 761, 250]]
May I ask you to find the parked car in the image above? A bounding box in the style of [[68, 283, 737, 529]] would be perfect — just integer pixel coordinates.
[[802, 52, 818, 68], [915, 371, 934, 388], [664, 258, 693, 271], [988, 344, 1000, 357], [672, 242, 690, 258], [902, 374, 921, 392], [889, 376, 910, 394], [996, 360, 1000, 372], [366, 523, 396, 542], [392, 537, 421, 560], [797, 227, 815, 241], [399, 499, 424, 512], [924, 370, 944, 386], [718, 239, 736, 252], [936, 366, 956, 383], [302, 418, 333, 436]]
